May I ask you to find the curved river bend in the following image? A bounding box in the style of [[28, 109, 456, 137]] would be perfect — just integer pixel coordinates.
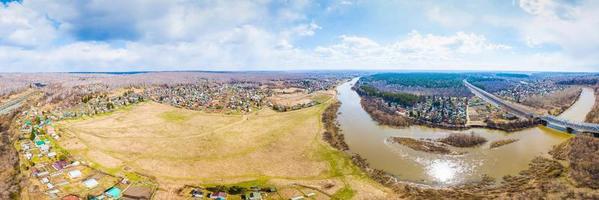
[[336, 78, 594, 186]]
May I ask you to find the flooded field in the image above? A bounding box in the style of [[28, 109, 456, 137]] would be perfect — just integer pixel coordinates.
[[336, 78, 592, 186]]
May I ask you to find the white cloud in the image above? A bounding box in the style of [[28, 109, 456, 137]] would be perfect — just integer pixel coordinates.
[[518, 0, 578, 18], [0, 2, 59, 47], [310, 31, 512, 69], [517, 0, 599, 59], [0, 0, 597, 72], [426, 6, 475, 28], [326, 0, 357, 12], [289, 22, 321, 37]]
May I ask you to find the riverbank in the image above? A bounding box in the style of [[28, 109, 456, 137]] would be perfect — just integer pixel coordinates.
[[358, 89, 540, 132], [360, 95, 539, 132], [322, 100, 599, 198], [321, 101, 349, 151], [585, 87, 599, 123], [331, 78, 599, 198]]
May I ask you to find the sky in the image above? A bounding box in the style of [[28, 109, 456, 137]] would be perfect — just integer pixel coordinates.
[[0, 0, 598, 72]]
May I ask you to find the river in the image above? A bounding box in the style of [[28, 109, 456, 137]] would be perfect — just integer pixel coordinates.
[[336, 78, 594, 186]]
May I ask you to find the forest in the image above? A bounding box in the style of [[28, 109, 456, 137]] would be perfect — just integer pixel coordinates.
[[363, 73, 466, 88], [496, 73, 530, 78], [357, 85, 420, 106], [466, 77, 514, 93]]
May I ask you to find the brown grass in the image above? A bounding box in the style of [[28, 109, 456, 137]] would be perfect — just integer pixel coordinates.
[[60, 102, 327, 180], [58, 97, 394, 199], [389, 137, 452, 154], [489, 139, 519, 149], [438, 133, 487, 148], [550, 135, 599, 189]]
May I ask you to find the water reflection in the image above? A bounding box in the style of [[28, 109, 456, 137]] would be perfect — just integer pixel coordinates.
[[426, 159, 458, 184], [336, 78, 581, 185]]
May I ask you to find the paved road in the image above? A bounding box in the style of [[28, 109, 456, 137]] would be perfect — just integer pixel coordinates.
[[464, 80, 599, 134], [0, 91, 36, 115], [463, 80, 535, 119]]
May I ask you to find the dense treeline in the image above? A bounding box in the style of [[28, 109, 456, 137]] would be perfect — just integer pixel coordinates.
[[0, 110, 23, 199], [485, 119, 538, 132], [466, 77, 514, 92], [438, 133, 487, 147], [557, 78, 599, 85], [356, 85, 420, 106], [360, 98, 412, 127], [363, 72, 466, 88], [321, 102, 349, 151], [496, 73, 530, 78]]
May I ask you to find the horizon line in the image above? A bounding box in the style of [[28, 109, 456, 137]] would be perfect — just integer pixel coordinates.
[[1, 68, 598, 74]]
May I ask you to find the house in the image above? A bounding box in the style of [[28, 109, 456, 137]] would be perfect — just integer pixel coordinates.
[[190, 189, 203, 198], [290, 196, 304, 200], [39, 144, 50, 152], [68, 161, 81, 167], [245, 192, 262, 200], [83, 179, 99, 188], [34, 140, 45, 146], [105, 187, 122, 199], [47, 152, 57, 157], [68, 170, 82, 179], [50, 171, 63, 177], [52, 160, 68, 171], [209, 192, 226, 200], [21, 143, 30, 150], [40, 177, 49, 184], [36, 171, 49, 177], [57, 181, 69, 186]]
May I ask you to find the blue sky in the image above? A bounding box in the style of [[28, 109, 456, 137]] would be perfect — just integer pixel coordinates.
[[0, 0, 598, 72]]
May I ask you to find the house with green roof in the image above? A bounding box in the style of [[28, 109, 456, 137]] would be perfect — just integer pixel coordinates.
[[105, 187, 122, 199]]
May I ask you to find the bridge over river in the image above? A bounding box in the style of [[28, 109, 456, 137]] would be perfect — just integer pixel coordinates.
[[464, 80, 599, 136]]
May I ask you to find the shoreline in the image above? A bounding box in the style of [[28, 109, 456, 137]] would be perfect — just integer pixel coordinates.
[[359, 95, 539, 132], [322, 98, 598, 199]]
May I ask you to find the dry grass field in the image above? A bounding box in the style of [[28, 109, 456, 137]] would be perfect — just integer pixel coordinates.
[[57, 94, 394, 199], [268, 90, 334, 107]]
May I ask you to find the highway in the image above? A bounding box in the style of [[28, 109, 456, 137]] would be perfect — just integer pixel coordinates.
[[0, 91, 36, 115], [464, 80, 599, 135]]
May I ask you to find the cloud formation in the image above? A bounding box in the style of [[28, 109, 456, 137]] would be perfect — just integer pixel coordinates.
[[0, 0, 597, 72]]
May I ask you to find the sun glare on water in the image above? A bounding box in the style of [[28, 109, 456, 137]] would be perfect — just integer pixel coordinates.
[[426, 159, 461, 184]]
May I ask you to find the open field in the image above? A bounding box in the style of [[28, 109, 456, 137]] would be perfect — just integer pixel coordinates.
[[57, 96, 393, 199], [269, 90, 335, 107]]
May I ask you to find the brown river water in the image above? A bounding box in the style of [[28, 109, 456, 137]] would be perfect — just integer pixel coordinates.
[[336, 78, 594, 186]]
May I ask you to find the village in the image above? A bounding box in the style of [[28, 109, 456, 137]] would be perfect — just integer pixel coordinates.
[[13, 103, 157, 200], [494, 79, 568, 103], [409, 96, 469, 127], [7, 76, 346, 200]]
